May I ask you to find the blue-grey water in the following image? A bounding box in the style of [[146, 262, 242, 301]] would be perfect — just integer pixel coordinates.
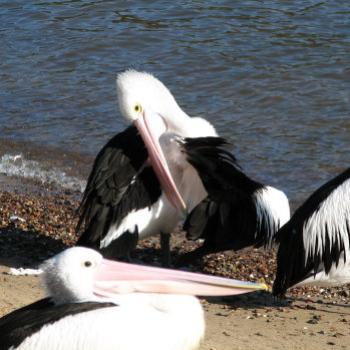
[[0, 0, 349, 206]]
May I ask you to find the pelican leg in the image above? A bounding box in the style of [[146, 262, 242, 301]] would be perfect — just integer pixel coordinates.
[[160, 232, 171, 267], [175, 245, 212, 267]]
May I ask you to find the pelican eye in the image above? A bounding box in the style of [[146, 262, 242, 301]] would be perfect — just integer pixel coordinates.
[[84, 261, 92, 268], [134, 104, 142, 113]]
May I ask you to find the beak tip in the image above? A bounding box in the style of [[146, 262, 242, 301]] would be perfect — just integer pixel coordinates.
[[260, 283, 269, 291]]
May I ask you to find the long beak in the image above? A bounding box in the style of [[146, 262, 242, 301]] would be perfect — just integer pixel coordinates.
[[93, 259, 267, 298], [134, 110, 186, 212]]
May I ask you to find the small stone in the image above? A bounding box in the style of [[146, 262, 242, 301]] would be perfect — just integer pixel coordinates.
[[307, 315, 321, 324], [306, 305, 316, 310], [9, 215, 26, 223], [307, 319, 318, 324]]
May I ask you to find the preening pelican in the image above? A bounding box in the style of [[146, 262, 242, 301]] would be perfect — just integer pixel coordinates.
[[0, 247, 267, 350], [76, 70, 289, 266], [273, 167, 350, 297], [77, 70, 216, 265]]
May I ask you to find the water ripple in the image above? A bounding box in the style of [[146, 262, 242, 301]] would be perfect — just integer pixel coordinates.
[[0, 0, 349, 204]]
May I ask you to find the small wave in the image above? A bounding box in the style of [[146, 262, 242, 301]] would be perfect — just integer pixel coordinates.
[[0, 154, 86, 192]]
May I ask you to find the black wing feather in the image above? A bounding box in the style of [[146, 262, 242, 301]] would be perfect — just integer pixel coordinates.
[[273, 168, 350, 296], [0, 298, 115, 350], [76, 126, 161, 251], [179, 137, 274, 264]]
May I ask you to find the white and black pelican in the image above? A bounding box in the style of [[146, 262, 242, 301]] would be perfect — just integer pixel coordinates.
[[0, 247, 267, 350], [273, 167, 350, 297], [176, 136, 290, 265], [77, 70, 216, 264], [77, 70, 289, 265]]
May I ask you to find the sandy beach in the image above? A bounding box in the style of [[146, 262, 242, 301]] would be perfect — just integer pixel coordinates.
[[0, 184, 349, 350]]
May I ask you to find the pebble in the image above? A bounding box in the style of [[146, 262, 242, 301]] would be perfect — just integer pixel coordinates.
[[305, 305, 316, 310], [9, 215, 26, 223], [307, 315, 321, 324]]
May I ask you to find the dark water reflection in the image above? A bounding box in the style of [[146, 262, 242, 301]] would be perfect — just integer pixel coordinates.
[[0, 0, 349, 204]]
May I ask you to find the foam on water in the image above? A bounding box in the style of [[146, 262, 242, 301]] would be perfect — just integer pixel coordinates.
[[0, 154, 86, 193]]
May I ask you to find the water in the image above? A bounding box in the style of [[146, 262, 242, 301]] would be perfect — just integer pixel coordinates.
[[0, 0, 349, 206]]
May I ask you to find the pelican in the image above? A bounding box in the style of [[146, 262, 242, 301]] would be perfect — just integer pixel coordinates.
[[0, 247, 267, 350], [273, 167, 350, 297], [76, 70, 289, 265], [77, 70, 216, 265], [176, 137, 290, 265]]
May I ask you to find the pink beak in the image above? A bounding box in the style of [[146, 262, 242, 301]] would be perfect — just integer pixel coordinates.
[[93, 259, 267, 298], [134, 110, 186, 212]]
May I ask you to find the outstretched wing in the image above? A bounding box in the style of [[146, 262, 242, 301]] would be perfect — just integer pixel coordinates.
[[273, 168, 350, 296], [77, 126, 161, 247]]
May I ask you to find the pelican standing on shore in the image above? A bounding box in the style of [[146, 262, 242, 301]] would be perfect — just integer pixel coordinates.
[[0, 247, 267, 349], [273, 167, 350, 297], [77, 70, 216, 264], [77, 70, 289, 265]]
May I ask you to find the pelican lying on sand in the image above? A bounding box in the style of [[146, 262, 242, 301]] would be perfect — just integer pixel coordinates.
[[0, 247, 267, 350]]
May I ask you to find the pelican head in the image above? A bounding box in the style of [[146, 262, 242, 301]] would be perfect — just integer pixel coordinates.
[[116, 70, 216, 137], [115, 70, 216, 212], [41, 247, 103, 304], [40, 247, 267, 305], [116, 70, 187, 133]]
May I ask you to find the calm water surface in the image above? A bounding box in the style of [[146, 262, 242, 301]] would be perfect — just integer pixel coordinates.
[[0, 0, 349, 204]]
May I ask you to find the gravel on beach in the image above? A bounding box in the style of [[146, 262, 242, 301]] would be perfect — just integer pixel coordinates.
[[0, 187, 349, 305]]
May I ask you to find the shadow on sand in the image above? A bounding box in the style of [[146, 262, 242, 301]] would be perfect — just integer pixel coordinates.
[[0, 224, 68, 268], [204, 290, 292, 310]]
